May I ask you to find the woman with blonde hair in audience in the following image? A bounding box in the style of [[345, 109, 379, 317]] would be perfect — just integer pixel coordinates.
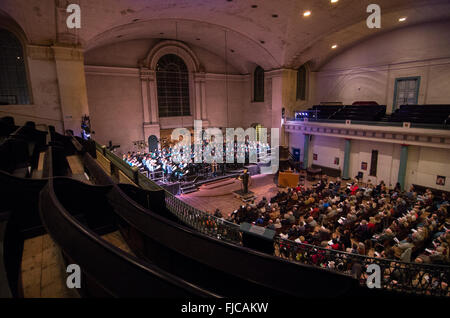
[[357, 242, 366, 255], [274, 218, 282, 229]]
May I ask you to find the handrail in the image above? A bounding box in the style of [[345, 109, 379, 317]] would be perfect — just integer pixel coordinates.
[[285, 118, 450, 130], [107, 183, 358, 297], [39, 177, 219, 297], [94, 140, 450, 297], [94, 141, 242, 244], [274, 237, 449, 297]]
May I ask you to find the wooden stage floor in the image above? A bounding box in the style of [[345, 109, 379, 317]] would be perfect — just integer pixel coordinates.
[[178, 174, 281, 216]]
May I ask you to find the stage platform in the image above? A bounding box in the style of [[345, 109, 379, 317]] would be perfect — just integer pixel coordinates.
[[178, 174, 277, 214], [181, 175, 252, 197]]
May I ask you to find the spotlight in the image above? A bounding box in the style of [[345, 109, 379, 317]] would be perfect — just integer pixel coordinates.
[[331, 44, 338, 49], [303, 10, 311, 17], [399, 17, 407, 22], [331, 0, 339, 3]]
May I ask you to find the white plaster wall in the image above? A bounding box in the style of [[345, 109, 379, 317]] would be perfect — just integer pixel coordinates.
[[86, 74, 144, 154], [289, 135, 406, 186], [242, 75, 273, 129], [84, 39, 240, 74], [347, 140, 400, 187], [84, 39, 157, 68], [315, 21, 450, 112], [289, 132, 305, 157], [204, 79, 244, 128], [406, 146, 450, 192], [0, 55, 64, 132], [84, 39, 250, 152], [311, 135, 345, 171]]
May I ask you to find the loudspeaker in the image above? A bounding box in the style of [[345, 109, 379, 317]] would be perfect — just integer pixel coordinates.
[[148, 135, 159, 153]]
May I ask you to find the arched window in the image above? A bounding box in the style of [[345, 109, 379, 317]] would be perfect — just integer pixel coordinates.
[[156, 54, 190, 117], [0, 29, 30, 105], [254, 66, 264, 102], [296, 65, 307, 101]]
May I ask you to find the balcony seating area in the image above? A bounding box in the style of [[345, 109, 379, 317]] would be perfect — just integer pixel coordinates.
[[331, 104, 386, 121], [294, 104, 450, 126], [307, 105, 343, 119], [1, 116, 449, 298], [390, 104, 450, 125], [297, 104, 386, 121]]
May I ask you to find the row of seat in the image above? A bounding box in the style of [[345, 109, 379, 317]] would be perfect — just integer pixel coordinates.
[[0, 118, 47, 178], [2, 117, 441, 298], [304, 104, 387, 121], [390, 104, 450, 124], [296, 104, 450, 125]]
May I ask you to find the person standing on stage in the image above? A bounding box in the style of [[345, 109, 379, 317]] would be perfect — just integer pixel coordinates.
[[241, 169, 249, 194]]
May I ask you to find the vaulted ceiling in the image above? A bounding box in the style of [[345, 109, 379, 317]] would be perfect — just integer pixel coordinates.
[[1, 0, 450, 73]]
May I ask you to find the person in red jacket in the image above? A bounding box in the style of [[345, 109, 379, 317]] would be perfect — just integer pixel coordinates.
[[350, 183, 359, 195]]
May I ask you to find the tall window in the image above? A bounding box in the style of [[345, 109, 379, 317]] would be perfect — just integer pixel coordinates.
[[296, 65, 307, 101], [393, 77, 420, 112], [156, 54, 190, 117], [254, 66, 264, 102], [0, 29, 30, 105]]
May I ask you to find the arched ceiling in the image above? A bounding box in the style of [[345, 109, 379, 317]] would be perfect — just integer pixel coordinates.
[[1, 0, 450, 73]]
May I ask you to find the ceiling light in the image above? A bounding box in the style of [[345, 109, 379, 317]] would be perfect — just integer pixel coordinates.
[[331, 44, 338, 49], [272, 14, 278, 18], [399, 17, 407, 22], [331, 0, 339, 3], [260, 40, 265, 44], [251, 5, 258, 8], [303, 10, 311, 17]]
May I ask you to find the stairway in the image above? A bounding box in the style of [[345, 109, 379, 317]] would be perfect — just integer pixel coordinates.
[[180, 181, 198, 194]]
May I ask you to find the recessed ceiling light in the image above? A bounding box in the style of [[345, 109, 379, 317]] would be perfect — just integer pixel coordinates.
[[160, 32, 164, 35], [230, 49, 235, 53], [117, 35, 123, 38], [260, 40, 265, 44], [331, 0, 339, 3], [399, 17, 407, 22], [331, 44, 338, 49], [303, 10, 311, 17], [196, 38, 200, 41], [272, 14, 278, 18], [132, 19, 140, 22], [251, 5, 258, 8]]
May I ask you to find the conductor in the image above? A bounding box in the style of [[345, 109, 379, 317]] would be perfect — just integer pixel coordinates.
[[241, 169, 249, 194]]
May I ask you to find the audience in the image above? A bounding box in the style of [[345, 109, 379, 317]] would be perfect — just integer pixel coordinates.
[[214, 176, 449, 292]]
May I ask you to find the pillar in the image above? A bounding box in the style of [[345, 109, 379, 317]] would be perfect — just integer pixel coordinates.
[[342, 139, 351, 180], [302, 134, 310, 169], [139, 68, 151, 124], [52, 46, 89, 136], [148, 70, 159, 124], [194, 73, 208, 127], [398, 144, 409, 190], [140, 68, 160, 141]]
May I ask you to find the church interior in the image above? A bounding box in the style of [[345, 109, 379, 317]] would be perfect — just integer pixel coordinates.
[[1, 0, 450, 303]]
